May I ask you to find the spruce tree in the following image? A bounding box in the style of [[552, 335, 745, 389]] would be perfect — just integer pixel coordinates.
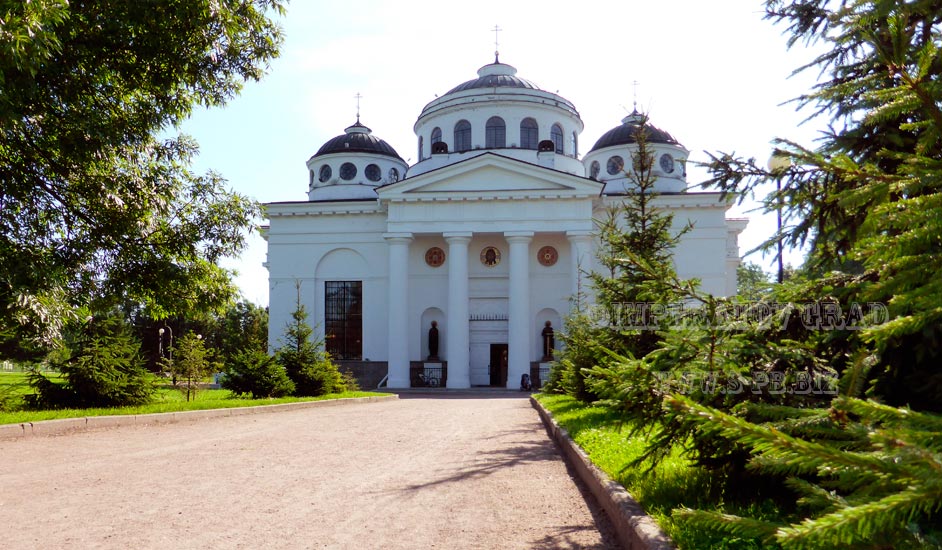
[[275, 283, 344, 397], [554, 112, 686, 402], [705, 0, 942, 410]]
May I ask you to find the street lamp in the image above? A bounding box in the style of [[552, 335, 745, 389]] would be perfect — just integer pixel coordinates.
[[158, 326, 173, 362], [768, 152, 791, 284], [158, 326, 173, 372]]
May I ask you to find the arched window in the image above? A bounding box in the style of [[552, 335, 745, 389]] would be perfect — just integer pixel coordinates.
[[520, 118, 539, 150], [454, 120, 472, 152], [571, 132, 578, 157], [485, 116, 506, 148], [590, 161, 600, 180], [551, 124, 564, 154], [431, 127, 442, 144], [418, 136, 424, 161]]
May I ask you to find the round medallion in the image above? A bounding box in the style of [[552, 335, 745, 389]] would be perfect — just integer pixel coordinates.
[[537, 246, 558, 267], [424, 247, 445, 268], [480, 246, 501, 267]]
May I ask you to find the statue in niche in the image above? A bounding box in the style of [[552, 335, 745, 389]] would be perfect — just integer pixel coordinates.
[[541, 320, 555, 361], [427, 320, 440, 361]]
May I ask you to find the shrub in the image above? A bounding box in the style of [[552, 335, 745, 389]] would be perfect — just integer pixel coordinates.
[[222, 349, 294, 398], [28, 317, 155, 409]]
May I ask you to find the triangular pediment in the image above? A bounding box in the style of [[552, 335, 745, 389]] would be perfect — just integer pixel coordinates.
[[377, 153, 602, 201]]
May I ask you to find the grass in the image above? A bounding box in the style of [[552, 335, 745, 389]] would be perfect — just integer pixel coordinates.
[[535, 393, 787, 550], [0, 372, 390, 425]]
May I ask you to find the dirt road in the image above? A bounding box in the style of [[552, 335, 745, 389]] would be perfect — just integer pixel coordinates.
[[0, 393, 618, 549]]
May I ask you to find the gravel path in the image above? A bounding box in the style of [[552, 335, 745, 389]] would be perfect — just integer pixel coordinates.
[[0, 393, 619, 549]]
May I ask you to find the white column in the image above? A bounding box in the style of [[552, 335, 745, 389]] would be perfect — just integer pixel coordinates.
[[385, 233, 413, 388], [506, 231, 533, 389], [567, 231, 593, 305], [444, 233, 472, 389]]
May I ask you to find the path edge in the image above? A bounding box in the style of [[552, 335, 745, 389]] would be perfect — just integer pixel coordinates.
[[531, 396, 675, 550], [0, 394, 398, 441]]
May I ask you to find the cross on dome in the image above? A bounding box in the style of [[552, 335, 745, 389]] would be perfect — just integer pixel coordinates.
[[492, 24, 502, 63]]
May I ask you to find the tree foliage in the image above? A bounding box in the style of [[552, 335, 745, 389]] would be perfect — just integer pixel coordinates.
[[551, 113, 686, 401], [27, 315, 155, 409], [653, 0, 942, 546], [221, 349, 294, 398], [0, 0, 285, 351], [274, 284, 345, 397], [705, 0, 942, 410], [170, 332, 218, 402]]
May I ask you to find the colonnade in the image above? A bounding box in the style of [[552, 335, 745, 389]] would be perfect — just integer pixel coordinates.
[[384, 230, 592, 389]]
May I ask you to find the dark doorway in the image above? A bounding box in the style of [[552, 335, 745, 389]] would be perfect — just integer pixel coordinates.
[[489, 343, 508, 387]]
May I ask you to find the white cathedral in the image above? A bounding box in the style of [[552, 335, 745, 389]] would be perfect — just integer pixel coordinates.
[[263, 58, 747, 390]]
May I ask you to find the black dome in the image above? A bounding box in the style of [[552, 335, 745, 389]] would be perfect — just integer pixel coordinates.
[[312, 121, 403, 160], [589, 113, 680, 153]]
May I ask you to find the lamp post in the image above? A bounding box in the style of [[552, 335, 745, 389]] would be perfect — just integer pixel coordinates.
[[158, 326, 173, 382], [768, 152, 791, 284]]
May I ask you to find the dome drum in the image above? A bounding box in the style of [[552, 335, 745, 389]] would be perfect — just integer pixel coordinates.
[[306, 121, 408, 201]]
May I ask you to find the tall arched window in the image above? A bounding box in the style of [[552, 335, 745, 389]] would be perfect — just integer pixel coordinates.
[[431, 127, 442, 144], [454, 120, 472, 152], [571, 132, 578, 157], [520, 118, 539, 150], [551, 124, 564, 154], [418, 136, 424, 161], [485, 116, 506, 148]]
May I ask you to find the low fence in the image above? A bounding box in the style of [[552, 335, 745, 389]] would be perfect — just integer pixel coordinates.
[[409, 363, 447, 388]]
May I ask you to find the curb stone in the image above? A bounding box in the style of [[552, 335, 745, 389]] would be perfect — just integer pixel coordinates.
[[531, 396, 675, 550], [0, 395, 398, 440]]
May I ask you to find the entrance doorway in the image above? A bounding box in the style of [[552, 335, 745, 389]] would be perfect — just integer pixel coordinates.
[[489, 343, 508, 387]]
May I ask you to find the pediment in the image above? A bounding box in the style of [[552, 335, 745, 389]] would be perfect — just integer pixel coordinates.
[[377, 153, 602, 201]]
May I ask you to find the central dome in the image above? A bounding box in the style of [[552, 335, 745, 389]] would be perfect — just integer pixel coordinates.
[[444, 62, 541, 94]]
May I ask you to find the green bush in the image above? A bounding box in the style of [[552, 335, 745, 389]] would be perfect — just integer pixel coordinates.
[[222, 349, 294, 398], [281, 351, 345, 397], [27, 317, 155, 409]]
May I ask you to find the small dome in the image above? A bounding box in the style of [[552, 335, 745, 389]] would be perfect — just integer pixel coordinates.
[[589, 111, 680, 153], [444, 61, 541, 95], [312, 121, 403, 160]]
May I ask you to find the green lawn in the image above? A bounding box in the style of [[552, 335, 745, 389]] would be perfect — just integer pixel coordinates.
[[535, 393, 787, 550], [0, 372, 390, 425]]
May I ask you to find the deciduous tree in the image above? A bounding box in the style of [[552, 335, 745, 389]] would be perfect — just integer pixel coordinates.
[[0, 0, 285, 352]]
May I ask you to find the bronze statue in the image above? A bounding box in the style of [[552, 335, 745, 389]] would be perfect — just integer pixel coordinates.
[[428, 320, 440, 361], [541, 320, 555, 361]]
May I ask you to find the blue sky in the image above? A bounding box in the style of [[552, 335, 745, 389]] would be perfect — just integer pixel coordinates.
[[179, 0, 826, 306]]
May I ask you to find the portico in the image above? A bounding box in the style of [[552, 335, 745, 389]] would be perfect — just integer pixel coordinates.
[[376, 153, 601, 389]]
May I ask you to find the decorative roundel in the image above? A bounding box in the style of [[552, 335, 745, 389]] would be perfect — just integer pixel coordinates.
[[340, 162, 357, 180], [537, 246, 558, 267], [365, 163, 382, 182], [606, 155, 624, 175], [589, 161, 600, 180], [318, 164, 332, 182], [659, 154, 675, 174], [424, 247, 445, 267], [388, 167, 400, 183], [480, 246, 501, 267]]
